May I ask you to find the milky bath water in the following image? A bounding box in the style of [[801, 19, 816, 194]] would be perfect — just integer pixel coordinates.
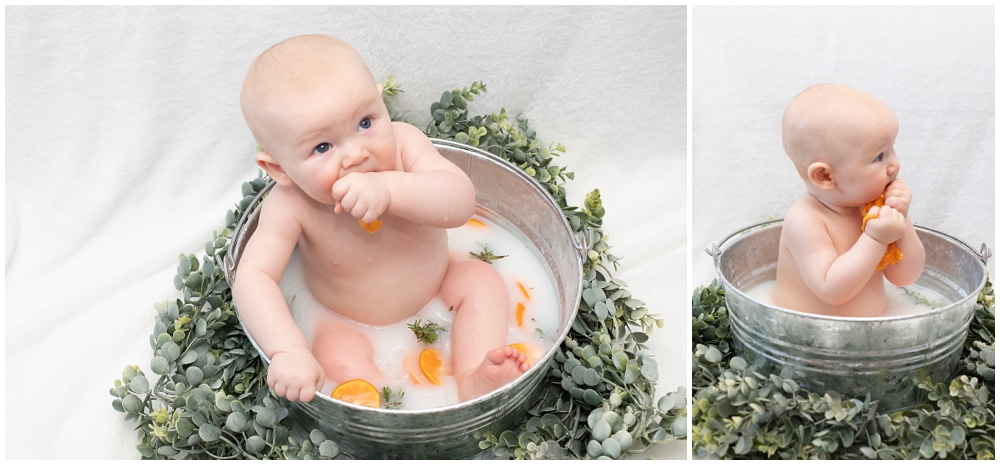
[[744, 278, 952, 317], [277, 215, 560, 409]]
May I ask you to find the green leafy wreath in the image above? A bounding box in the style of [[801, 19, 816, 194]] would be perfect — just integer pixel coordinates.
[[692, 278, 995, 460], [109, 79, 687, 459]]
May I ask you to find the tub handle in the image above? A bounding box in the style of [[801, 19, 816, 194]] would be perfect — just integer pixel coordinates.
[[574, 226, 596, 261], [220, 179, 276, 285], [979, 243, 992, 265], [706, 243, 722, 266]]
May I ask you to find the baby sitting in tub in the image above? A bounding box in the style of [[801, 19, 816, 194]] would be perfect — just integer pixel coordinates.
[[232, 35, 527, 403], [773, 84, 926, 317]]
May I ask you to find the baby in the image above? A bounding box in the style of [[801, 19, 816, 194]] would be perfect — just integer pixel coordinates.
[[773, 84, 926, 317], [232, 35, 528, 403]]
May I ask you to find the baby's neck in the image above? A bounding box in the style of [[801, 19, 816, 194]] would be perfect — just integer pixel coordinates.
[[807, 192, 860, 217]]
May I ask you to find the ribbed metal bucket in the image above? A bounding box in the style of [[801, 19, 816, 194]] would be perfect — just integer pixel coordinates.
[[222, 139, 585, 458], [708, 220, 990, 411]]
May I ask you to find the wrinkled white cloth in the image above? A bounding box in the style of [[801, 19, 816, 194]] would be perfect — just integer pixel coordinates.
[[5, 6, 687, 459], [693, 6, 995, 288]]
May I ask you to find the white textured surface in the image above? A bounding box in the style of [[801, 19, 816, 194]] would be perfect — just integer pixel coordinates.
[[693, 6, 995, 289], [5, 6, 688, 459]]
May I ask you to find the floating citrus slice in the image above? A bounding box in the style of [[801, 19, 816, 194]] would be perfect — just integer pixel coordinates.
[[466, 218, 486, 228], [359, 219, 382, 233], [515, 303, 526, 327], [509, 342, 542, 365], [419, 348, 444, 385], [517, 281, 531, 300], [330, 379, 381, 408], [861, 188, 903, 270]]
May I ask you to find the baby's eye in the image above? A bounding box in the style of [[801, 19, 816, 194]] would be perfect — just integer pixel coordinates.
[[873, 152, 884, 162], [358, 117, 372, 132], [314, 143, 331, 154]]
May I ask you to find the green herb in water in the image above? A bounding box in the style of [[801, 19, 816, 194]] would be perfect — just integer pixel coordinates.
[[380, 386, 404, 409], [407, 319, 447, 344], [470, 243, 507, 264]]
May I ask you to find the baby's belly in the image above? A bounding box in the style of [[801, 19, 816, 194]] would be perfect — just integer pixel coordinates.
[[300, 239, 450, 326]]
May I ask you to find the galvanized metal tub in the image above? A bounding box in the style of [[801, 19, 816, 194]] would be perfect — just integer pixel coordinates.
[[222, 139, 585, 458], [708, 220, 990, 411]]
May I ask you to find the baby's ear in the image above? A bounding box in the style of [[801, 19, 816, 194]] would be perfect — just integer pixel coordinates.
[[807, 162, 835, 190], [255, 152, 294, 186]]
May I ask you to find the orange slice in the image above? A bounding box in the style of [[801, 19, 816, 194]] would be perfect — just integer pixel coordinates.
[[419, 349, 444, 385], [861, 189, 903, 271], [331, 379, 381, 408], [515, 303, 526, 327], [517, 282, 531, 300], [466, 218, 486, 228], [359, 219, 382, 233], [509, 342, 543, 365]]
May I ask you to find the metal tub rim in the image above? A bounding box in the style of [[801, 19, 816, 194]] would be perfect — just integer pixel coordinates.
[[709, 219, 990, 322]]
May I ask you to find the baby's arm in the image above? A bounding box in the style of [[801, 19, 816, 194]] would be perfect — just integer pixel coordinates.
[[232, 190, 324, 402], [334, 122, 475, 228], [881, 179, 925, 285], [784, 203, 903, 306]]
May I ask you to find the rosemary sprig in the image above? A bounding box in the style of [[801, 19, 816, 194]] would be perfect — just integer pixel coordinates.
[[469, 243, 507, 264], [407, 319, 447, 344]]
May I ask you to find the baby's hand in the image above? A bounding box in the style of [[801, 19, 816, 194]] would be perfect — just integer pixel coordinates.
[[267, 348, 325, 403], [883, 178, 912, 217], [864, 205, 906, 245], [332, 172, 390, 224]]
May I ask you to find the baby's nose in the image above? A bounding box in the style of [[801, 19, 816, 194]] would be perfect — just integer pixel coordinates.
[[341, 146, 369, 168]]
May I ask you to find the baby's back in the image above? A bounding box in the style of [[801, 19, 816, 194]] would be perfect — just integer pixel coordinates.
[[773, 194, 887, 317], [283, 186, 450, 325]]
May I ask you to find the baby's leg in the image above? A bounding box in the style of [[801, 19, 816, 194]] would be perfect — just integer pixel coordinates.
[[440, 256, 528, 401], [311, 317, 386, 388]]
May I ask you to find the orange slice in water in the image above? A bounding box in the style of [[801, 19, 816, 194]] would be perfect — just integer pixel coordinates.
[[331, 379, 381, 408], [517, 282, 531, 300], [359, 219, 382, 233], [419, 349, 444, 385], [466, 218, 486, 228], [509, 342, 542, 365], [515, 303, 526, 327]]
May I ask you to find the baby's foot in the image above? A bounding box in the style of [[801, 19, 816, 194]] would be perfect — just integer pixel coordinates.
[[457, 347, 529, 401]]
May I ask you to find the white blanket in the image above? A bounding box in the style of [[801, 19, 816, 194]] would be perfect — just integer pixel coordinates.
[[5, 6, 687, 459]]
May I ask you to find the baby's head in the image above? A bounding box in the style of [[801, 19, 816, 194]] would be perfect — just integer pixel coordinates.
[[240, 35, 396, 203], [782, 84, 900, 207]]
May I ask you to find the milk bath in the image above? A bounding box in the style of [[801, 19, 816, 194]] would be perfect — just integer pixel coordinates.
[[277, 215, 560, 409], [745, 279, 952, 317]]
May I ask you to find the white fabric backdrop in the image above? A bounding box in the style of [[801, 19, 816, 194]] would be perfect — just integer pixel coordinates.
[[693, 6, 995, 289], [5, 6, 688, 459]]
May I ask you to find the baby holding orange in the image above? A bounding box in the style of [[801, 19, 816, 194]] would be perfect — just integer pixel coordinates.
[[232, 35, 527, 403], [773, 84, 926, 317]]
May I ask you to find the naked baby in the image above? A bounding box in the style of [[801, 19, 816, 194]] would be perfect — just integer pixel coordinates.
[[773, 84, 926, 317], [233, 35, 527, 403]]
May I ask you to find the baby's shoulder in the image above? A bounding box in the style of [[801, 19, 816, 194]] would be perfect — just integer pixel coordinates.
[[783, 195, 834, 236], [257, 183, 311, 225]]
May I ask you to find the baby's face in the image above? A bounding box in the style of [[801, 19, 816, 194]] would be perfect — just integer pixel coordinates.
[[823, 106, 900, 207], [257, 62, 396, 205]]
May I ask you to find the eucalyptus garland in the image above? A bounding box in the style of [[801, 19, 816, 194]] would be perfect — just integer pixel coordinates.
[[691, 278, 995, 460], [109, 79, 686, 459]]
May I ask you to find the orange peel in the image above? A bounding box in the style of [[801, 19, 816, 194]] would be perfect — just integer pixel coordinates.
[[517, 282, 531, 300], [330, 379, 381, 408], [515, 302, 526, 327], [359, 219, 382, 233], [466, 218, 486, 228], [861, 190, 903, 271]]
